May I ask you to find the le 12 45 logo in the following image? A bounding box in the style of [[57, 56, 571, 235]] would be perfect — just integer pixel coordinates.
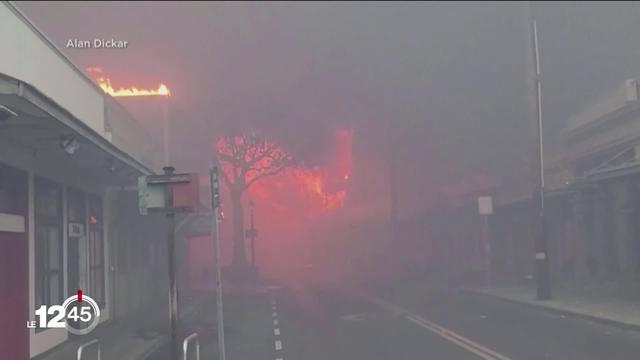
[[26, 290, 101, 335]]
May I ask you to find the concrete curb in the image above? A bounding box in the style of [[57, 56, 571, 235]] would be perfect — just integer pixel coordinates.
[[462, 288, 640, 333]]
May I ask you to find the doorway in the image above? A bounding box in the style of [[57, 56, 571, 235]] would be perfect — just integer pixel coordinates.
[[0, 163, 28, 359]]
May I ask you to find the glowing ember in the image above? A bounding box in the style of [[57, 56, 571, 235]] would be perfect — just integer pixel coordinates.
[[86, 66, 170, 97]]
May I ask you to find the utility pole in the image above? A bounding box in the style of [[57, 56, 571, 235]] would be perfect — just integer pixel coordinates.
[[526, 2, 551, 300], [210, 165, 227, 360], [388, 124, 399, 300]]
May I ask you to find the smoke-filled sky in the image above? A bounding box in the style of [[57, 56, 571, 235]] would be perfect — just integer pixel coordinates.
[[16, 1, 640, 217]]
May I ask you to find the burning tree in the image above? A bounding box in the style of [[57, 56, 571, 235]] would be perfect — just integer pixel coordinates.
[[215, 129, 294, 268]]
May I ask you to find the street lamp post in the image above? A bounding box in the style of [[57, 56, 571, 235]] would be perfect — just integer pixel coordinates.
[[526, 2, 551, 300], [247, 200, 257, 268]]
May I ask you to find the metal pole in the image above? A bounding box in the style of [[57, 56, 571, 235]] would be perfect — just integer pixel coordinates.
[[77, 339, 100, 360], [214, 207, 227, 360], [250, 203, 256, 267], [210, 166, 227, 360], [526, 2, 551, 300], [388, 127, 398, 301], [163, 99, 171, 166], [164, 166, 180, 360], [182, 333, 200, 360], [484, 215, 492, 289], [443, 212, 452, 293]]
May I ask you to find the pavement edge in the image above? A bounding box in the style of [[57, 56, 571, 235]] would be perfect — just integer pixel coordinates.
[[462, 288, 640, 333]]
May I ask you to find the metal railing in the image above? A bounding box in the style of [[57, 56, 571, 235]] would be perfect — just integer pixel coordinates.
[[77, 339, 101, 360], [182, 332, 200, 360]]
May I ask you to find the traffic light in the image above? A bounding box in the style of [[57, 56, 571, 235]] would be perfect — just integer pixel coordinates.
[[210, 166, 220, 209]]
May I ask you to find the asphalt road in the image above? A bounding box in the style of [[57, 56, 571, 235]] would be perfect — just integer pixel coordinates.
[[265, 283, 640, 360]]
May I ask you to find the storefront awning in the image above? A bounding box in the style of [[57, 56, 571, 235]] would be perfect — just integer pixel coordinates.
[[0, 74, 156, 186], [586, 160, 640, 182]]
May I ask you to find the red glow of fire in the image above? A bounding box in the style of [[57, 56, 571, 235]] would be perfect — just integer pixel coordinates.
[[247, 167, 347, 214], [293, 167, 347, 211], [214, 129, 352, 214]]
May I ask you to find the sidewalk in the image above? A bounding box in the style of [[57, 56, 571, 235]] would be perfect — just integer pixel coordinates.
[[36, 297, 204, 360], [463, 285, 640, 331], [145, 288, 275, 360], [35, 322, 165, 360], [222, 291, 275, 360]]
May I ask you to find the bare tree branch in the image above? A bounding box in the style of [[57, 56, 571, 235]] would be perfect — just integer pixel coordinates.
[[216, 151, 235, 164], [245, 159, 292, 190], [214, 129, 296, 192]]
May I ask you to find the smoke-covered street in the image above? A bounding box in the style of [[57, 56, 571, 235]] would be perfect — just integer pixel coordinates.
[[258, 283, 640, 360], [5, 2, 640, 359]]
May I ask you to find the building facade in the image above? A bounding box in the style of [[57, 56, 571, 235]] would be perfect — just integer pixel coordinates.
[[0, 2, 168, 358], [485, 78, 640, 289], [432, 79, 640, 292]]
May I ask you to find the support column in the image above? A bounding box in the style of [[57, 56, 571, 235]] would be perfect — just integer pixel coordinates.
[[589, 185, 609, 281], [611, 178, 636, 281]]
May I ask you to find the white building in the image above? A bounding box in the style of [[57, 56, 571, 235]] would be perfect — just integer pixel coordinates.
[[0, 2, 170, 358]]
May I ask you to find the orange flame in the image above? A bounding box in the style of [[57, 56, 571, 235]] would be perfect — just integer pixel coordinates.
[[248, 166, 347, 214], [292, 167, 347, 212], [86, 67, 170, 97]]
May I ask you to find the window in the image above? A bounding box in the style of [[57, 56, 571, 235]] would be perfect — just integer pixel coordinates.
[[34, 177, 63, 315], [67, 188, 86, 224], [67, 188, 86, 300], [0, 163, 27, 215], [88, 194, 105, 308]]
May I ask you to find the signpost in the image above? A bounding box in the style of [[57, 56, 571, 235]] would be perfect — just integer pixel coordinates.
[[478, 196, 493, 288], [175, 212, 212, 238], [138, 167, 199, 360]]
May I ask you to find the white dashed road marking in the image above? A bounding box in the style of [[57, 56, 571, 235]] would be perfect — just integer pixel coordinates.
[[271, 294, 284, 359]]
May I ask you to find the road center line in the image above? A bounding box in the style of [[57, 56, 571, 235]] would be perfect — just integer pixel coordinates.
[[274, 328, 281, 336], [274, 319, 279, 326], [275, 340, 283, 351], [272, 311, 278, 317], [370, 297, 511, 360]]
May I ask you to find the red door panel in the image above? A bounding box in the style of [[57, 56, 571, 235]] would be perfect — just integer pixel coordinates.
[[0, 231, 29, 360]]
